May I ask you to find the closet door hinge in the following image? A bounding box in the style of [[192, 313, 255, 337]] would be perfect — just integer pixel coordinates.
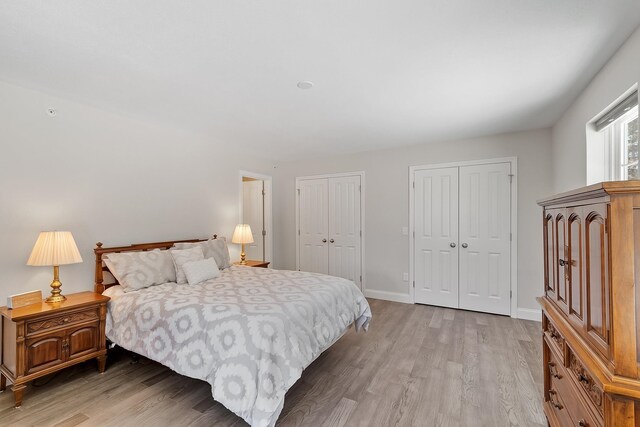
[[412, 181, 415, 189], [359, 185, 361, 192], [413, 281, 415, 288], [360, 275, 362, 283], [508, 174, 514, 183], [298, 229, 300, 236], [297, 188, 300, 195], [510, 290, 513, 299], [262, 189, 266, 196], [360, 230, 362, 237], [510, 232, 512, 242], [262, 230, 267, 237]]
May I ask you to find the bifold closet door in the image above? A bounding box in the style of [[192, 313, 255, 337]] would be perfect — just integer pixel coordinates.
[[328, 176, 361, 283], [299, 178, 329, 274], [458, 163, 511, 315], [414, 167, 460, 308]]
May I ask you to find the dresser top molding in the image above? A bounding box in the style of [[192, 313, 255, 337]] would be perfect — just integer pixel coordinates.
[[0, 291, 109, 321], [537, 181, 640, 207]]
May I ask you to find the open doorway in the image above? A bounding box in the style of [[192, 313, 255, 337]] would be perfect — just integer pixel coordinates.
[[239, 171, 272, 264]]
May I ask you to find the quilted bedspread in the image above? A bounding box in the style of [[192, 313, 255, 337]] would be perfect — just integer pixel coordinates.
[[105, 266, 372, 427]]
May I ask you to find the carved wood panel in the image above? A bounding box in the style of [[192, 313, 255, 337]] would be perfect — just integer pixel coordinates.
[[26, 309, 99, 335]]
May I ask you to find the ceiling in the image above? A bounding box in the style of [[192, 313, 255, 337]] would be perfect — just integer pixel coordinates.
[[1, 1, 639, 161]]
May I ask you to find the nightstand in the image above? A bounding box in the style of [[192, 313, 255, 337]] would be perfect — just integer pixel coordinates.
[[0, 291, 110, 407], [233, 260, 270, 268]]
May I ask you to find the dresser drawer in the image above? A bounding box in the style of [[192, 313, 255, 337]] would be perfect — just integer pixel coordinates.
[[543, 313, 565, 363], [566, 347, 604, 417], [548, 346, 602, 427], [546, 388, 573, 427], [25, 307, 99, 336]]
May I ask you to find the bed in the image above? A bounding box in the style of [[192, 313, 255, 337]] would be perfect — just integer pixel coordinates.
[[94, 236, 372, 427]]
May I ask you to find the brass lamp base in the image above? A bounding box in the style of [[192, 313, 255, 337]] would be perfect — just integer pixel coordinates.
[[45, 265, 67, 304], [239, 243, 247, 265]]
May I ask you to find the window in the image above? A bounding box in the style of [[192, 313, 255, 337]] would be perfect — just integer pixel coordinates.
[[602, 105, 639, 180], [587, 90, 639, 183]]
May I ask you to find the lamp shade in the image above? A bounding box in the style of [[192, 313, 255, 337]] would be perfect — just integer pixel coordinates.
[[27, 231, 83, 266], [232, 224, 254, 244]]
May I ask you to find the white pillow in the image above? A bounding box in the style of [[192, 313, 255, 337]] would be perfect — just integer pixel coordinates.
[[173, 238, 232, 269], [103, 285, 125, 299], [170, 246, 205, 284], [104, 249, 176, 292], [182, 258, 220, 285]]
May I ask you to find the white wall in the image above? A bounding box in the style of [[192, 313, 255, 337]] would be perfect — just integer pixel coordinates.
[[272, 128, 553, 312], [0, 81, 273, 302], [553, 26, 640, 192]]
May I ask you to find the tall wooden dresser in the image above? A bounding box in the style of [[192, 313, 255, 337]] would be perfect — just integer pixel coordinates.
[[538, 182, 640, 426]]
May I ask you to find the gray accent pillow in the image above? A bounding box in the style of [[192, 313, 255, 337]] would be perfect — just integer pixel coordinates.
[[170, 246, 205, 284], [104, 249, 176, 292], [173, 238, 231, 269]]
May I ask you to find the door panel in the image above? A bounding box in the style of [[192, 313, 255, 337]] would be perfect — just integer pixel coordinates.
[[584, 205, 610, 357], [567, 209, 584, 327], [414, 167, 459, 308], [299, 179, 329, 274], [555, 211, 569, 314], [67, 324, 99, 361], [458, 163, 511, 315], [328, 176, 361, 287], [243, 180, 264, 261], [544, 212, 558, 301], [25, 332, 65, 375]]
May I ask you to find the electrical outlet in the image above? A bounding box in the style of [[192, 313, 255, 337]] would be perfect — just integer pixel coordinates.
[[402, 272, 409, 281]]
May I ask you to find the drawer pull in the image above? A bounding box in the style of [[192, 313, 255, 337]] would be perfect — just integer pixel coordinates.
[[578, 373, 590, 385], [548, 362, 562, 379], [549, 389, 563, 410], [578, 420, 587, 427]]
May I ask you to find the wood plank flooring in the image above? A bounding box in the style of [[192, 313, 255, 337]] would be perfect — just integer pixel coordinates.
[[0, 299, 545, 427]]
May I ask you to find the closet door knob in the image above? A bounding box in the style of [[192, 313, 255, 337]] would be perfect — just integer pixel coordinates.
[[322, 239, 327, 243], [450, 243, 456, 248], [329, 239, 335, 243], [461, 243, 468, 248]]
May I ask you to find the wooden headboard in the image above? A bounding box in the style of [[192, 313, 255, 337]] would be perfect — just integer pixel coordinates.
[[94, 235, 218, 294]]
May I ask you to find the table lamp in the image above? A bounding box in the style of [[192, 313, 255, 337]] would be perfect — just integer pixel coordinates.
[[27, 231, 83, 303], [232, 224, 254, 265]]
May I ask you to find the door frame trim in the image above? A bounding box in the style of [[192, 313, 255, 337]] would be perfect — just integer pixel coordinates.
[[295, 171, 366, 291], [239, 170, 273, 264], [409, 157, 518, 318]]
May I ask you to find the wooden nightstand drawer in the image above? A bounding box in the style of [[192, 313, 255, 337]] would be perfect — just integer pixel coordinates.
[[26, 307, 99, 336]]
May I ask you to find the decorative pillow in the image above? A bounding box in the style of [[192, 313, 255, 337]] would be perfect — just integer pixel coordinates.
[[104, 249, 176, 292], [170, 246, 205, 284], [173, 238, 231, 269], [182, 258, 220, 285]]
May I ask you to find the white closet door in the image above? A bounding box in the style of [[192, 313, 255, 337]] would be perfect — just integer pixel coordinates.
[[328, 176, 361, 287], [458, 162, 511, 315], [299, 178, 329, 274], [242, 180, 264, 261], [414, 167, 459, 308]]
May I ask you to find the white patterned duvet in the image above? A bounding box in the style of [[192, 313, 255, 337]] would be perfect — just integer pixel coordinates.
[[105, 266, 372, 427]]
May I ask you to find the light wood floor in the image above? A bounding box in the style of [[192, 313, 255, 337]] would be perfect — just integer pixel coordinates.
[[0, 299, 545, 427]]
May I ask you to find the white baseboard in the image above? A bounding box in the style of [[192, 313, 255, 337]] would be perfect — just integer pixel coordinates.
[[517, 307, 542, 322], [364, 289, 413, 304]]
